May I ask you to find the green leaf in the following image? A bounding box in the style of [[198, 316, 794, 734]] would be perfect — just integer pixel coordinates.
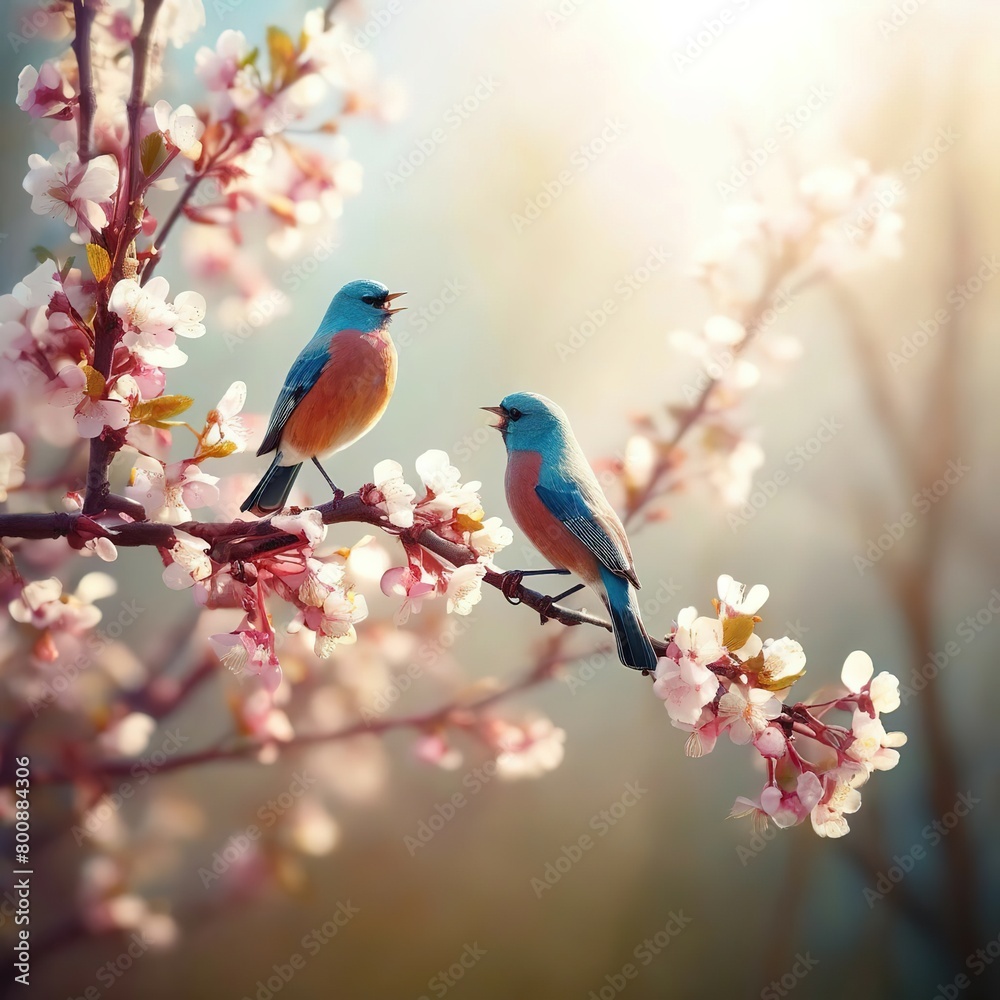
[[722, 615, 757, 653], [32, 245, 56, 265], [131, 394, 195, 427], [86, 244, 111, 282], [140, 131, 168, 176], [59, 256, 75, 281], [266, 26, 296, 87]]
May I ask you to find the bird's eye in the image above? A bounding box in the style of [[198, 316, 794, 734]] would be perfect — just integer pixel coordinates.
[[360, 295, 377, 305], [507, 407, 522, 421]]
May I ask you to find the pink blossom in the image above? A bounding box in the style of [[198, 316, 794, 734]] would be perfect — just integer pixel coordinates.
[[202, 380, 248, 453], [209, 627, 282, 693], [371, 459, 416, 527], [760, 772, 823, 829], [0, 432, 26, 500], [810, 764, 868, 839], [414, 733, 463, 771], [846, 711, 907, 773], [380, 566, 435, 624], [48, 365, 130, 439], [490, 718, 566, 780], [445, 563, 485, 615], [125, 455, 220, 523], [653, 656, 719, 726], [23, 143, 118, 236], [152, 99, 204, 160], [718, 683, 782, 745], [17, 62, 75, 120]]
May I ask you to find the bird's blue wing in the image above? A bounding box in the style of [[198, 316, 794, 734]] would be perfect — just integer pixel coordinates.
[[535, 478, 639, 587], [257, 336, 331, 457]]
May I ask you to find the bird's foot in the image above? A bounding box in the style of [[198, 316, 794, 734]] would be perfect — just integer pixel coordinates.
[[536, 595, 554, 624], [499, 570, 524, 605]]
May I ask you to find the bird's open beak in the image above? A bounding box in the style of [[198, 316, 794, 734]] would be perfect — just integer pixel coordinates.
[[481, 405, 507, 431], [382, 291, 407, 314]]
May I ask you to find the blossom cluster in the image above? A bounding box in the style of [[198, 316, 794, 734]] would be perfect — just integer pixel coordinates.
[[613, 159, 903, 520], [653, 574, 905, 838]]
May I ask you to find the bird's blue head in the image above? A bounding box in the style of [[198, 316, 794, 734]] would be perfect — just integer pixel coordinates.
[[482, 391, 570, 453], [322, 279, 406, 334]]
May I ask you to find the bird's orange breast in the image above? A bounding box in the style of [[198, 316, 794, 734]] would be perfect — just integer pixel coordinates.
[[505, 448, 600, 583], [281, 329, 397, 460]]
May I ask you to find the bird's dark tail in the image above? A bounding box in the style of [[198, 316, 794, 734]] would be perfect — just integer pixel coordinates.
[[240, 456, 302, 516], [599, 566, 658, 671]]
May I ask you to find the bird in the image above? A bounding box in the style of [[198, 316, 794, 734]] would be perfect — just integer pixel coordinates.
[[483, 391, 658, 671], [241, 279, 405, 516]]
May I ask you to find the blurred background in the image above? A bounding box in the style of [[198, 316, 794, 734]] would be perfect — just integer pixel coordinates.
[[2, 0, 999, 997]]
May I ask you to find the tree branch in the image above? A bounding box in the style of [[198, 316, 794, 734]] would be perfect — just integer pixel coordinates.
[[71, 0, 97, 161], [32, 645, 570, 785], [0, 487, 667, 651]]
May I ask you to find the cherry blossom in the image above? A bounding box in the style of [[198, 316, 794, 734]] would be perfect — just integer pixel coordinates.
[[47, 365, 131, 439], [152, 100, 205, 160], [202, 381, 249, 454], [22, 142, 118, 236], [17, 62, 75, 120], [717, 683, 782, 745], [371, 459, 416, 527], [125, 455, 220, 523], [445, 563, 486, 616], [0, 432, 26, 501], [380, 566, 436, 625]]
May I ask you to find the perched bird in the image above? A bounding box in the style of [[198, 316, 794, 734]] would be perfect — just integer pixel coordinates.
[[241, 279, 404, 516], [483, 392, 657, 671]]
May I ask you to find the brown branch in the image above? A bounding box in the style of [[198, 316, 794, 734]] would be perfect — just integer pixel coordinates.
[[32, 646, 570, 786], [71, 0, 97, 161], [0, 487, 666, 651]]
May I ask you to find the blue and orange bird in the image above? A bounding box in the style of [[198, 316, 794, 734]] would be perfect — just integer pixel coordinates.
[[483, 392, 658, 671], [241, 279, 405, 516]]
